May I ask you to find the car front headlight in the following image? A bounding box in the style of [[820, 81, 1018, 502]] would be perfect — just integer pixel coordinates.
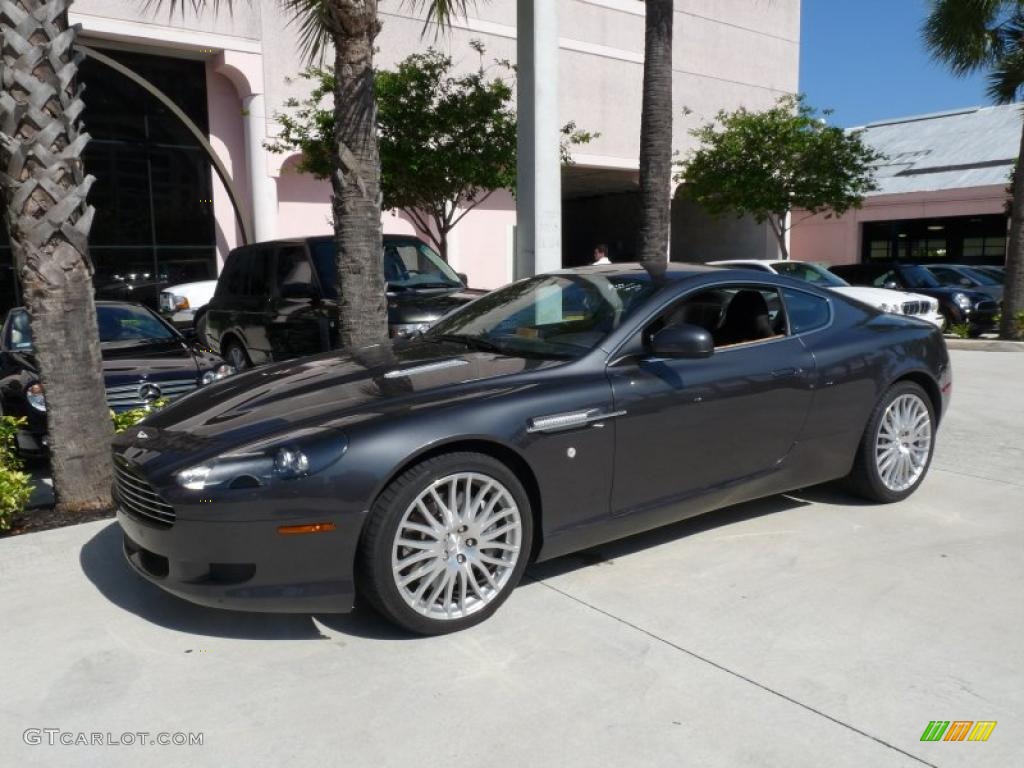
[[953, 292, 973, 310], [389, 322, 431, 339], [201, 363, 236, 386], [176, 428, 347, 490], [26, 382, 45, 412]]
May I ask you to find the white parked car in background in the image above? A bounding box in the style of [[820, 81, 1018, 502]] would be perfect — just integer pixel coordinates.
[[159, 279, 218, 336], [708, 260, 944, 328]]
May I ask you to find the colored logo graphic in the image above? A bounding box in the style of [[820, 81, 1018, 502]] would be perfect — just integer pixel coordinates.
[[920, 721, 997, 742]]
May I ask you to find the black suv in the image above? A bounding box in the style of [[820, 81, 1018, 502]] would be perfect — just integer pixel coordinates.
[[829, 263, 998, 334], [205, 235, 485, 368]]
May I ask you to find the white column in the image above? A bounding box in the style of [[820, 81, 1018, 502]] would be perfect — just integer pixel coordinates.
[[515, 0, 561, 279], [242, 93, 277, 242]]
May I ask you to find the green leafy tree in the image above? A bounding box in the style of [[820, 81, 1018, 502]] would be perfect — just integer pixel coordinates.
[[268, 45, 595, 260], [924, 0, 1024, 339], [675, 95, 884, 259]]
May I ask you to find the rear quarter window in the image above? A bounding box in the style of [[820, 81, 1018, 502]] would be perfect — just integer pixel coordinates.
[[782, 288, 830, 334]]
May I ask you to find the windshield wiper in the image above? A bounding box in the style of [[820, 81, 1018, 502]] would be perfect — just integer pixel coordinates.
[[430, 334, 504, 354]]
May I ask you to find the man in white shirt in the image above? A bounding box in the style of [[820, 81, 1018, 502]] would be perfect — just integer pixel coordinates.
[[592, 244, 611, 265]]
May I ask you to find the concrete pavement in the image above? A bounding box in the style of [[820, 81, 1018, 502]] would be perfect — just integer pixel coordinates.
[[0, 349, 1021, 767]]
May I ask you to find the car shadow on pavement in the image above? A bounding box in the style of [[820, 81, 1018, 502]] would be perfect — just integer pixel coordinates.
[[79, 521, 412, 641], [528, 491, 814, 582]]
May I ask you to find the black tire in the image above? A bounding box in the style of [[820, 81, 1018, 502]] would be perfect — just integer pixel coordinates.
[[222, 338, 251, 371], [357, 452, 534, 635], [845, 380, 936, 503]]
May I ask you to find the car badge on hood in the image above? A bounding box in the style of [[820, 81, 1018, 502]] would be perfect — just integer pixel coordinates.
[[136, 429, 150, 440]]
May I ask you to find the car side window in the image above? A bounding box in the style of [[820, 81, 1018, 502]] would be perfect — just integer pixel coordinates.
[[645, 285, 788, 350], [218, 250, 247, 297], [276, 246, 314, 292], [247, 248, 271, 297], [781, 288, 830, 334]]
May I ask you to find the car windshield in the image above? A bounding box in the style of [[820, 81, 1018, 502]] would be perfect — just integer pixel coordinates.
[[310, 238, 462, 296], [900, 266, 941, 289], [772, 261, 849, 287], [5, 306, 175, 350], [959, 266, 1000, 286], [424, 273, 659, 359]]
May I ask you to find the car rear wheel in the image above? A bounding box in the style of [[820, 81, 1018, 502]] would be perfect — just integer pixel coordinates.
[[222, 339, 251, 371], [846, 381, 935, 503], [358, 452, 533, 635]]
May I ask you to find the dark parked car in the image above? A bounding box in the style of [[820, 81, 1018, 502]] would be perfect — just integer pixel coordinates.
[[923, 264, 1003, 304], [205, 235, 486, 370], [114, 264, 950, 634], [0, 302, 235, 456], [829, 263, 998, 334]]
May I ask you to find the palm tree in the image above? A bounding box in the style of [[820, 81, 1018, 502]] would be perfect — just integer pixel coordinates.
[[924, 0, 1024, 339], [637, 0, 674, 265], [0, 1, 114, 513]]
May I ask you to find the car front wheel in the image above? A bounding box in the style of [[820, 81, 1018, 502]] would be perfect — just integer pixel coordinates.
[[358, 452, 533, 635], [846, 381, 936, 503], [222, 340, 251, 371]]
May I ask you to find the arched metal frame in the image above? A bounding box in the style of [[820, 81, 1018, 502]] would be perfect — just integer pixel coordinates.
[[76, 44, 254, 246]]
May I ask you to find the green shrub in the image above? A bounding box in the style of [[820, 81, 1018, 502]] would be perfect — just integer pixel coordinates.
[[950, 322, 970, 339], [111, 397, 169, 434], [0, 416, 33, 532]]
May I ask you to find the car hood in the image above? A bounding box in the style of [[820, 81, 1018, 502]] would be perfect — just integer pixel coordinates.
[[387, 288, 486, 324], [120, 340, 561, 474], [8, 340, 202, 380], [830, 286, 935, 307]]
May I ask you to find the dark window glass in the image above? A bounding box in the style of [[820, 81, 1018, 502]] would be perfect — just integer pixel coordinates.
[[246, 249, 271, 297], [219, 251, 249, 296], [309, 240, 339, 299], [782, 289, 830, 334], [276, 246, 314, 291]]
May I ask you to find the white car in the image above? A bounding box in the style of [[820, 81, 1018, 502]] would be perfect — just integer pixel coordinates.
[[708, 260, 944, 328], [159, 279, 218, 334]]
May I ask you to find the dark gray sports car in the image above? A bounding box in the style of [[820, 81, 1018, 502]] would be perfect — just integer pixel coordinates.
[[113, 263, 951, 634]]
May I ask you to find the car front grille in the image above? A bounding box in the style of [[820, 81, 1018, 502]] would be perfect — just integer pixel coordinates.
[[901, 301, 927, 316], [976, 300, 999, 314], [106, 378, 198, 409], [113, 456, 176, 528]]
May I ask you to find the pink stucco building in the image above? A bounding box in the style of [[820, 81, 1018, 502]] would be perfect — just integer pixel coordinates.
[[0, 1, 802, 315], [790, 104, 1016, 268]]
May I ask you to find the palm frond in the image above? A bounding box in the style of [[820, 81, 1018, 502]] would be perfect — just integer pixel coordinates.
[[280, 0, 332, 64], [987, 38, 1024, 102], [142, 0, 235, 16], [922, 0, 1007, 75], [405, 0, 477, 38]]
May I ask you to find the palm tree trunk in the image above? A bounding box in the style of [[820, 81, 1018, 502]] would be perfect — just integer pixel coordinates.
[[1001, 124, 1024, 340], [0, 0, 113, 512], [328, 3, 389, 350], [637, 0, 674, 265]]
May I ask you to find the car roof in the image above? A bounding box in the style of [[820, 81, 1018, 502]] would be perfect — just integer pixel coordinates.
[[550, 262, 731, 282], [234, 234, 428, 249]]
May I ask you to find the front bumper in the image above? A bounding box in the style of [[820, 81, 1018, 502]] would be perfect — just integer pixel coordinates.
[[117, 505, 366, 614]]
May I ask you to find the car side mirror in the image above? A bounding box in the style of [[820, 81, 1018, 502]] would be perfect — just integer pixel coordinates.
[[882, 280, 900, 290], [280, 282, 319, 301], [457, 272, 469, 287], [649, 323, 714, 359]]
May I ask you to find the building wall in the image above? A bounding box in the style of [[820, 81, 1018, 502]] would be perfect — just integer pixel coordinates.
[[790, 185, 1008, 266], [68, 0, 800, 289]]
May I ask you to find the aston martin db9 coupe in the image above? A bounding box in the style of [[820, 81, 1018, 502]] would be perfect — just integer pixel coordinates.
[[113, 263, 951, 634]]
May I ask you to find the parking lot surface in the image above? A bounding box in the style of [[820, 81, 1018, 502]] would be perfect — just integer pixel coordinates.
[[0, 350, 1020, 767]]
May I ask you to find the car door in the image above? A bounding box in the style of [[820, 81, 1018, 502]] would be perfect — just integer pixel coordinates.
[[267, 244, 331, 359], [606, 283, 816, 521]]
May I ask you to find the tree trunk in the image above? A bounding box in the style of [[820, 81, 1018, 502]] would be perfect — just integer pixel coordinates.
[[637, 0, 674, 265], [0, 0, 113, 512], [328, 3, 389, 351], [1001, 124, 1024, 340], [770, 215, 790, 260]]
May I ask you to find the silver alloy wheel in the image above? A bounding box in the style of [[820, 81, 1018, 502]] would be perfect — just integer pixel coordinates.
[[225, 344, 247, 370], [391, 471, 523, 620], [875, 393, 932, 492]]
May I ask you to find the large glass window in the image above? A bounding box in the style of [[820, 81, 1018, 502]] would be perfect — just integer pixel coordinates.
[[862, 215, 1007, 265], [0, 49, 216, 316]]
